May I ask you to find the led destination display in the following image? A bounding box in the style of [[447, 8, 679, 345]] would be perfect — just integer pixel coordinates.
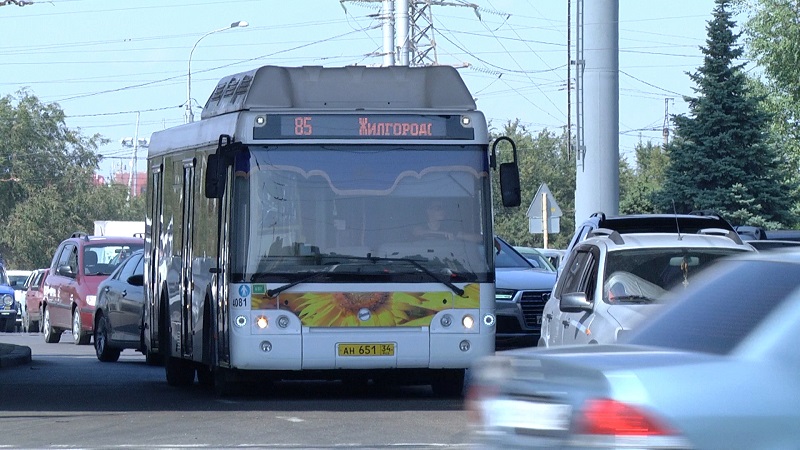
[[253, 114, 474, 140]]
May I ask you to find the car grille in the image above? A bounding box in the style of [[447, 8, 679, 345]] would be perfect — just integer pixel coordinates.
[[520, 290, 551, 328]]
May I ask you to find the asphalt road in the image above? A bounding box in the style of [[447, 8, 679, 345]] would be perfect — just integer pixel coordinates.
[[0, 332, 475, 449]]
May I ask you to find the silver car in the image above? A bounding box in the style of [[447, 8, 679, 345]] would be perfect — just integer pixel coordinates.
[[468, 251, 800, 449], [541, 229, 754, 347], [93, 249, 147, 362]]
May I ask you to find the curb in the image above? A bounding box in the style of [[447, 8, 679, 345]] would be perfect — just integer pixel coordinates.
[[0, 343, 32, 368]]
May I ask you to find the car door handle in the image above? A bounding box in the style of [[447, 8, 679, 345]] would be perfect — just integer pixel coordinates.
[[122, 290, 127, 297], [546, 313, 553, 319]]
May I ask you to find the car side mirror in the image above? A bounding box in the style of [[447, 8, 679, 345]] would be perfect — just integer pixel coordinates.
[[560, 292, 593, 313], [127, 274, 144, 287], [57, 265, 75, 278]]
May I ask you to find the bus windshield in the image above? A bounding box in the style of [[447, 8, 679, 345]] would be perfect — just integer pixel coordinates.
[[229, 144, 492, 284]]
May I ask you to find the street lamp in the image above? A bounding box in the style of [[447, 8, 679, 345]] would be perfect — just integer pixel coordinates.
[[186, 20, 249, 124]]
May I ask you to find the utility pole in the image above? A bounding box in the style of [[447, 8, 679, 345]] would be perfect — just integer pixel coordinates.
[[567, 0, 572, 160], [663, 97, 674, 147], [343, 0, 487, 67], [574, 0, 619, 224], [382, 0, 396, 66], [121, 112, 149, 202]]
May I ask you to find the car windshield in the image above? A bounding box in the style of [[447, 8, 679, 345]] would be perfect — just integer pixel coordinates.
[[602, 246, 748, 303], [624, 259, 800, 355], [84, 243, 144, 276], [8, 275, 28, 289]]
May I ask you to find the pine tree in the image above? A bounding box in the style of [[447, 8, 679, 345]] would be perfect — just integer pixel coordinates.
[[655, 0, 795, 227]]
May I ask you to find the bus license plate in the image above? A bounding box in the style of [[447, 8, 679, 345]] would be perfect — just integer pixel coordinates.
[[338, 343, 395, 356]]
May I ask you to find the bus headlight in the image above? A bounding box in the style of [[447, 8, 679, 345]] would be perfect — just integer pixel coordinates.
[[256, 315, 269, 329], [483, 314, 495, 327], [462, 315, 475, 330], [260, 341, 272, 352], [459, 340, 471, 352], [235, 315, 247, 327]]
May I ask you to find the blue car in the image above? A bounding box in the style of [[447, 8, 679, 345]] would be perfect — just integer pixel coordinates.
[[0, 265, 19, 332]]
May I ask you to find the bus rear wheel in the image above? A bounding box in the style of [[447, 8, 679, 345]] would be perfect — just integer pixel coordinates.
[[165, 357, 195, 387], [431, 369, 465, 398]]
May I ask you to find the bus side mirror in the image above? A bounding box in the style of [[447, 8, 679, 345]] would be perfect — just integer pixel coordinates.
[[499, 162, 521, 207], [205, 153, 226, 199], [491, 136, 521, 207]]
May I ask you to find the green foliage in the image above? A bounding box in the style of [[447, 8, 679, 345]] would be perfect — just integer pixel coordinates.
[[491, 120, 575, 249], [655, 0, 795, 227], [741, 0, 800, 104], [0, 90, 142, 269], [620, 141, 670, 214]]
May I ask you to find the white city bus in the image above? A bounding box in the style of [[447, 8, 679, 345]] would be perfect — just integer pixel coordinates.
[[144, 65, 520, 396]]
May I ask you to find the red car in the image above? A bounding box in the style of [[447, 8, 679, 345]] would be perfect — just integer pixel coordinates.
[[42, 232, 144, 345], [23, 268, 48, 333]]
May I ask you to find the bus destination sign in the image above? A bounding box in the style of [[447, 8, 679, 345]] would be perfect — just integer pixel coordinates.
[[253, 114, 474, 140]]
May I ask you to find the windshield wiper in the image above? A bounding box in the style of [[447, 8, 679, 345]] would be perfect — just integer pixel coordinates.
[[254, 254, 468, 298], [613, 295, 657, 304], [261, 270, 331, 297], [363, 255, 466, 297]]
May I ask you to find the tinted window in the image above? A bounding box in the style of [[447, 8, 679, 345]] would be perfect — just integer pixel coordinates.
[[117, 254, 141, 281], [625, 259, 800, 355], [557, 247, 597, 296]]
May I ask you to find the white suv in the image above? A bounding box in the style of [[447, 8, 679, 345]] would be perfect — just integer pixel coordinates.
[[540, 228, 755, 347]]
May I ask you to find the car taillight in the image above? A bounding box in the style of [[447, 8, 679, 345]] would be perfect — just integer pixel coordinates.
[[464, 382, 499, 425], [578, 398, 675, 436]]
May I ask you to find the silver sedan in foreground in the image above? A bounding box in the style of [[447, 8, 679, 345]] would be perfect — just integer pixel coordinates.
[[467, 250, 800, 449]]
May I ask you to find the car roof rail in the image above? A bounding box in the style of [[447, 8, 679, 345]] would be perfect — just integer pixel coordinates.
[[589, 211, 606, 220], [698, 228, 744, 245], [587, 228, 624, 245], [689, 209, 723, 219], [70, 231, 89, 240]]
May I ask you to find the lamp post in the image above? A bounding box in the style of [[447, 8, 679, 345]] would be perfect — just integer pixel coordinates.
[[186, 20, 248, 124]]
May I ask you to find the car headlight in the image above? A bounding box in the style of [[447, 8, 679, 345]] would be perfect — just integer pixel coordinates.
[[2, 294, 13, 306], [495, 289, 516, 301], [86, 295, 97, 307]]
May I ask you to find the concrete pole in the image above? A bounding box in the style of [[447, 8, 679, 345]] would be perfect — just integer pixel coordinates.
[[574, 0, 619, 224], [383, 0, 396, 66], [396, 0, 410, 66]]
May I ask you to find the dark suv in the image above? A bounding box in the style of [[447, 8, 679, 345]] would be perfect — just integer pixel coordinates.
[[42, 232, 144, 344]]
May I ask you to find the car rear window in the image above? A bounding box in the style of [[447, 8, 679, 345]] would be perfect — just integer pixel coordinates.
[[624, 259, 800, 355]]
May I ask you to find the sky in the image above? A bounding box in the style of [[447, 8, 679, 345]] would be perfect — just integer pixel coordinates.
[[0, 0, 736, 181]]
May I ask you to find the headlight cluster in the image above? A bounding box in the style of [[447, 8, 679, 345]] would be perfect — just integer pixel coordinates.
[[234, 313, 292, 331], [2, 294, 13, 306], [495, 289, 516, 301]]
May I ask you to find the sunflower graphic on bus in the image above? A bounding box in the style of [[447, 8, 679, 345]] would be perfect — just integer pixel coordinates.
[[251, 283, 480, 327]]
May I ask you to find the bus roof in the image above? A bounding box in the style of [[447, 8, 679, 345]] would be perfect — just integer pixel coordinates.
[[200, 65, 477, 120]]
